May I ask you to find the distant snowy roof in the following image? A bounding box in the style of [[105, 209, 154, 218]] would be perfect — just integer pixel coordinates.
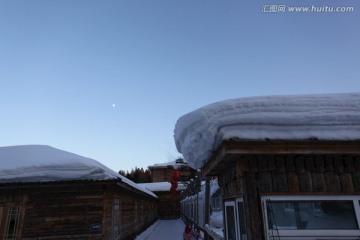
[[174, 93, 360, 169], [148, 159, 190, 169], [0, 145, 156, 198], [138, 182, 187, 192]]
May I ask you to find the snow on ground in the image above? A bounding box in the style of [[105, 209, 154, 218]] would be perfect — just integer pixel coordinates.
[[174, 93, 360, 169], [135, 219, 186, 240], [0, 145, 156, 197]]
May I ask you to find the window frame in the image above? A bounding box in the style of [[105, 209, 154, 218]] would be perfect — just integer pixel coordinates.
[[224, 200, 239, 240], [224, 197, 248, 240], [236, 198, 247, 240], [261, 195, 360, 239], [5, 206, 21, 240]]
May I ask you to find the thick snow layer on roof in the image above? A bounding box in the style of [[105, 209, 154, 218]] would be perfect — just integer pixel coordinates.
[[0, 145, 156, 198], [174, 93, 360, 169], [138, 181, 187, 192]]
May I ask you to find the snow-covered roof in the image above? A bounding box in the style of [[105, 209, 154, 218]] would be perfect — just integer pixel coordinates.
[[148, 159, 190, 169], [0, 145, 156, 198], [174, 93, 360, 169], [138, 181, 187, 192]]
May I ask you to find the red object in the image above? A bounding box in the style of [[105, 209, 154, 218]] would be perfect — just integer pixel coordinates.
[[170, 169, 179, 198], [183, 225, 193, 240]]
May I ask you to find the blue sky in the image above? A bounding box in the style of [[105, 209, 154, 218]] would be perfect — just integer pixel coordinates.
[[1, 0, 359, 172]]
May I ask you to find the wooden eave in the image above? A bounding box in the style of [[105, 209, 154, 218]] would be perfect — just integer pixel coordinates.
[[202, 140, 360, 177], [0, 178, 158, 200], [0, 179, 118, 189]]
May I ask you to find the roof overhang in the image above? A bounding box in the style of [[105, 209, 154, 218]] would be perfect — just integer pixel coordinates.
[[201, 140, 360, 176]]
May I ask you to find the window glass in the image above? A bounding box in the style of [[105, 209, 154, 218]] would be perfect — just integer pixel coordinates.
[[212, 196, 222, 211], [266, 200, 358, 230], [225, 205, 237, 240], [237, 202, 247, 240]]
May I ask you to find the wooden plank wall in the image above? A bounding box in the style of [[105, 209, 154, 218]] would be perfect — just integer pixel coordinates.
[[118, 192, 157, 240], [0, 182, 158, 240], [151, 167, 195, 183], [23, 184, 104, 240], [0, 189, 27, 239], [155, 192, 180, 219], [151, 168, 172, 182], [219, 154, 360, 197]]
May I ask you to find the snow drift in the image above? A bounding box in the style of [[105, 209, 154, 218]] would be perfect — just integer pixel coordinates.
[[174, 93, 360, 169]]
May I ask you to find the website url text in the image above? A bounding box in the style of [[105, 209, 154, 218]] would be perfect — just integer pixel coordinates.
[[262, 5, 355, 13]]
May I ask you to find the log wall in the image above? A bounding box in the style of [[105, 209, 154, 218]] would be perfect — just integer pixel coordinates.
[[155, 191, 180, 219], [150, 167, 195, 183], [119, 192, 157, 239], [151, 168, 173, 182], [219, 154, 360, 197], [0, 181, 157, 240]]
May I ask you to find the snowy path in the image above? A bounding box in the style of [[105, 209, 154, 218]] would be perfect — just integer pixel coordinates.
[[135, 219, 186, 240]]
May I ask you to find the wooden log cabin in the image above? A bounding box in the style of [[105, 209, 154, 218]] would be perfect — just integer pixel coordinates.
[[174, 93, 360, 240], [148, 158, 196, 183], [146, 159, 196, 219], [204, 140, 360, 240], [0, 145, 158, 240], [139, 182, 187, 219]]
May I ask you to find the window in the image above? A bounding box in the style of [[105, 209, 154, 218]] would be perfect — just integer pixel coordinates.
[[225, 201, 238, 240], [224, 198, 248, 240], [262, 195, 360, 240], [212, 190, 223, 212], [236, 199, 247, 240], [113, 198, 120, 240], [5, 206, 21, 240]]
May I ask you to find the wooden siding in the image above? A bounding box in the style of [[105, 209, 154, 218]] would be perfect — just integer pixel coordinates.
[[0, 181, 157, 240], [155, 192, 180, 219], [119, 193, 157, 239], [218, 154, 360, 198], [151, 168, 173, 182], [150, 166, 195, 183], [0, 183, 105, 240]]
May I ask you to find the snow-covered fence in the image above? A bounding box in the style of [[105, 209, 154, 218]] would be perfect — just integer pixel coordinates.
[[180, 178, 223, 240]]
